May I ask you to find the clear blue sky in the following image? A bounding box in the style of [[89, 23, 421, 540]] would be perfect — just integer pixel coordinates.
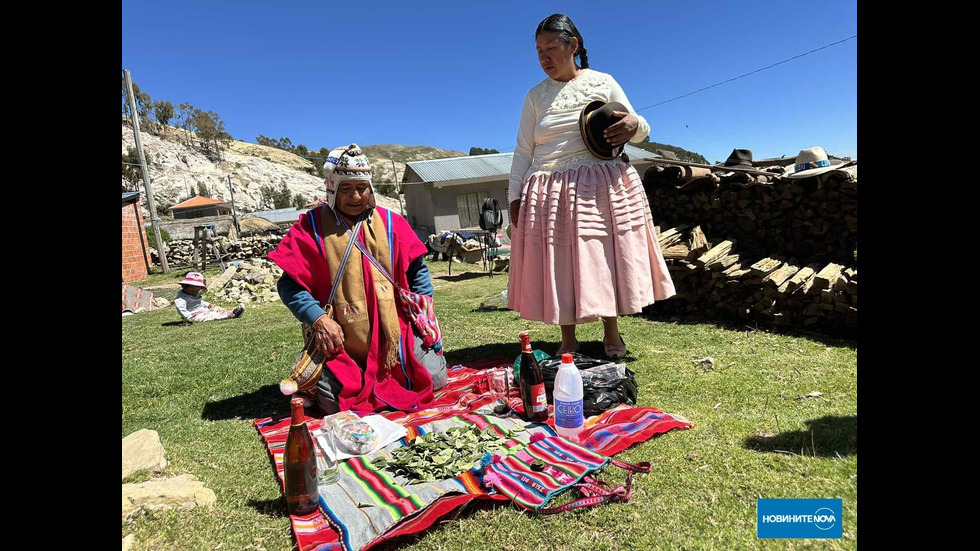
[[122, 0, 857, 164]]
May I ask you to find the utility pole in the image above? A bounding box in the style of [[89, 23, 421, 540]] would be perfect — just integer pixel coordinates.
[[392, 159, 405, 215], [125, 69, 170, 273], [227, 175, 241, 236]]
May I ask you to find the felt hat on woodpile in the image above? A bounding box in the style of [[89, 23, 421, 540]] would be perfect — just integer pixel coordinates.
[[716, 149, 754, 169], [782, 146, 845, 179]]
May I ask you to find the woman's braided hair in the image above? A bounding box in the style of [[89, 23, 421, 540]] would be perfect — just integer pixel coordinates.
[[535, 14, 589, 69]]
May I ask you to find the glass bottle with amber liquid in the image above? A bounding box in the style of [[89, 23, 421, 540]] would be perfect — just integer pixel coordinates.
[[518, 331, 549, 423], [283, 397, 319, 515]]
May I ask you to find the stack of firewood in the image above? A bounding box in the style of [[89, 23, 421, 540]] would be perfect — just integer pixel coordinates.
[[644, 164, 857, 268], [648, 224, 856, 334]]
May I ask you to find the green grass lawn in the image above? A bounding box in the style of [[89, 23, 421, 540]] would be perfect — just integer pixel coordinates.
[[122, 261, 857, 550]]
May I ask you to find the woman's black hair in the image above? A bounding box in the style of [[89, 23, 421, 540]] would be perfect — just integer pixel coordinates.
[[535, 13, 589, 69]]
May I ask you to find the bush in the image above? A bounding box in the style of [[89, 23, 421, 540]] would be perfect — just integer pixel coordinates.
[[145, 226, 171, 250]]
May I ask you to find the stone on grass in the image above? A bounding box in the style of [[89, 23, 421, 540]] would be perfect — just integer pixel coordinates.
[[122, 429, 168, 481], [122, 474, 217, 521]]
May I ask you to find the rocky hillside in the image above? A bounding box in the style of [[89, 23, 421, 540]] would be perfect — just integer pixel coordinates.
[[121, 122, 466, 218], [361, 145, 467, 186]]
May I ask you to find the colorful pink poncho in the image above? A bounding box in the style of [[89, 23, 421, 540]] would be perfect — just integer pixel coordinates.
[[268, 206, 434, 413]]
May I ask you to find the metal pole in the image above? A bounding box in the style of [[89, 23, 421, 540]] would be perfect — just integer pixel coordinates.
[[227, 175, 241, 236], [124, 69, 170, 273]]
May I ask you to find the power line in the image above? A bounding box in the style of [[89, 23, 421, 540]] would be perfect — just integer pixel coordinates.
[[488, 35, 856, 151], [635, 35, 857, 111]]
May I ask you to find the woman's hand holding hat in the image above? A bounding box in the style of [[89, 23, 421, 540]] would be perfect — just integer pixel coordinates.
[[603, 112, 638, 147], [313, 314, 346, 359]]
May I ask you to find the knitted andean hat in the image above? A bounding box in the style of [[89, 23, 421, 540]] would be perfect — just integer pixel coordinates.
[[322, 143, 376, 212]]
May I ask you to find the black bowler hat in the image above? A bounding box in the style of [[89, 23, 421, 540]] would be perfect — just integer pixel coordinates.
[[719, 149, 754, 168], [579, 100, 629, 160]]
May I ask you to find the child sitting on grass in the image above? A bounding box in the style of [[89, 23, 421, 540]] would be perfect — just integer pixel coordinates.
[[174, 272, 244, 323]]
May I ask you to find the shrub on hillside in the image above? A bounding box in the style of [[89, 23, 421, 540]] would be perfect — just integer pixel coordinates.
[[145, 226, 172, 250]]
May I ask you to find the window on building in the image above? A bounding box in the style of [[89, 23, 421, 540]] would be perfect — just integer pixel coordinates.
[[456, 191, 490, 229]]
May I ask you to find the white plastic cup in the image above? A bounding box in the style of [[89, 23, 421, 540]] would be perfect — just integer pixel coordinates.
[[553, 353, 584, 439]]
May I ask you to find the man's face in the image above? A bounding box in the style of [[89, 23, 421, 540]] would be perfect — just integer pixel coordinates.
[[336, 180, 372, 218]]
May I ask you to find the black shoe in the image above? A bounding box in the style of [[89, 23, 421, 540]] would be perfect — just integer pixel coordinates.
[[233, 304, 245, 318]]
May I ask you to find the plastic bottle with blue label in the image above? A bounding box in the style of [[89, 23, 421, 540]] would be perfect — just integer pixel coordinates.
[[553, 353, 584, 439]]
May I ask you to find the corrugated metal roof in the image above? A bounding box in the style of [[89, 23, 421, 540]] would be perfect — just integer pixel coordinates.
[[122, 191, 141, 203], [406, 153, 513, 182], [244, 207, 309, 224], [623, 144, 662, 161], [406, 145, 659, 183]]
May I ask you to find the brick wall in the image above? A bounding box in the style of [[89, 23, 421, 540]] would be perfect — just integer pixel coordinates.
[[122, 201, 151, 282]]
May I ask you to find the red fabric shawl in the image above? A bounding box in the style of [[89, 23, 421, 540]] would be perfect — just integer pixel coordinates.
[[268, 206, 434, 413]]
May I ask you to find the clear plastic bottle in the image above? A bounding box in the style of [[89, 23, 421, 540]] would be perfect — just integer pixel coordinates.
[[553, 353, 584, 439]]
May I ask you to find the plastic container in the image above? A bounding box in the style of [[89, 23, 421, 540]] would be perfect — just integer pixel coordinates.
[[553, 353, 584, 439]]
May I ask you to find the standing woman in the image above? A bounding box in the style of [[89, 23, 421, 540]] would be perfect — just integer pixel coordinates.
[[507, 14, 675, 358]]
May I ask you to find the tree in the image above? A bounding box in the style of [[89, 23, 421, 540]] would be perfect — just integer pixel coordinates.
[[190, 110, 226, 160], [197, 182, 211, 198], [256, 134, 276, 147], [154, 100, 174, 136], [177, 103, 195, 145], [469, 147, 500, 156], [293, 193, 308, 209], [122, 147, 150, 190], [259, 182, 294, 209], [121, 77, 154, 133], [121, 77, 150, 117]]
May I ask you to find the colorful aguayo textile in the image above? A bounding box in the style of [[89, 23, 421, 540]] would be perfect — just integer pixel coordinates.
[[254, 358, 692, 551], [122, 284, 154, 313], [484, 435, 650, 514]]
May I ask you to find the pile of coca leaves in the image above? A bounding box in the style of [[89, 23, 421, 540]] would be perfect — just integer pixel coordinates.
[[371, 425, 521, 483]]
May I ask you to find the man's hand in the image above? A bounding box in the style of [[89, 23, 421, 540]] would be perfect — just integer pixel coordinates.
[[510, 200, 520, 229], [312, 314, 345, 359]]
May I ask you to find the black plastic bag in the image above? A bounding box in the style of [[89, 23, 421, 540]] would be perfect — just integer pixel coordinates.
[[538, 353, 638, 417]]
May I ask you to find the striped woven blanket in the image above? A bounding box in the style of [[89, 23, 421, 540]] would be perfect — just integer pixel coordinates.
[[254, 358, 692, 551]]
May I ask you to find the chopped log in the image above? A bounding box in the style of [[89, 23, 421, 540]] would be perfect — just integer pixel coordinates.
[[749, 257, 783, 276], [764, 263, 800, 287], [695, 240, 734, 267], [821, 289, 835, 304], [786, 266, 816, 294], [723, 266, 751, 279], [708, 253, 740, 271], [813, 263, 844, 290], [657, 224, 689, 247], [662, 243, 692, 259], [689, 226, 708, 255]]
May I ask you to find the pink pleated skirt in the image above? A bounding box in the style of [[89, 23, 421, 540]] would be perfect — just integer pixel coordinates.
[[507, 161, 676, 325]]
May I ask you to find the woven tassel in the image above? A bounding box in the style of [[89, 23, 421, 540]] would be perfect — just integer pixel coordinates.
[[384, 330, 400, 372], [530, 432, 545, 443], [484, 472, 500, 489]]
